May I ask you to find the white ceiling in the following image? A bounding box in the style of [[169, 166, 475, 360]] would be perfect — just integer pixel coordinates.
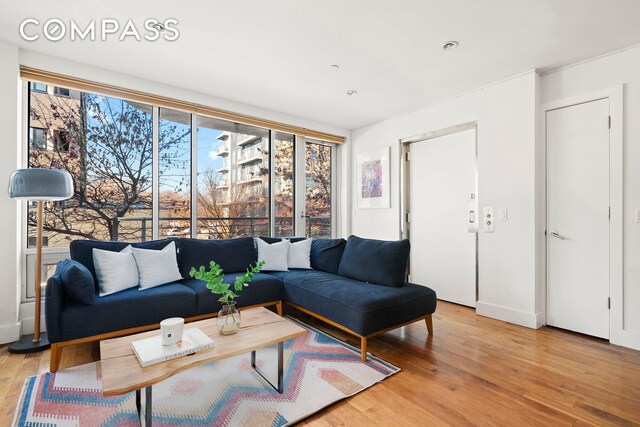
[[1, 0, 640, 130]]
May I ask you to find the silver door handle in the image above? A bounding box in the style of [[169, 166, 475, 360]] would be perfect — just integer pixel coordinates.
[[550, 230, 568, 240]]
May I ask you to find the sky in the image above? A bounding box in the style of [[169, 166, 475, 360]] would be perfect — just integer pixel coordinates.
[[197, 126, 224, 173]]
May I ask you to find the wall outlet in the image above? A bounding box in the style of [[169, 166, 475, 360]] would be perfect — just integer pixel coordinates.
[[483, 207, 495, 233]]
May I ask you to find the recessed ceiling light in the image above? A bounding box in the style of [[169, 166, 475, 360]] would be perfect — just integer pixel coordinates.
[[330, 64, 340, 70], [346, 90, 358, 96], [442, 41, 459, 51]]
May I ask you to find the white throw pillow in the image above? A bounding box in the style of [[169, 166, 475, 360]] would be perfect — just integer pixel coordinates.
[[132, 241, 183, 290], [256, 238, 290, 271], [93, 246, 139, 297], [288, 238, 312, 269]]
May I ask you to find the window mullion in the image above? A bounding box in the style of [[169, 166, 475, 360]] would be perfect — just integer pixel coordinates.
[[269, 130, 275, 237], [191, 115, 198, 238], [331, 144, 337, 238], [152, 106, 159, 240], [294, 135, 306, 237]]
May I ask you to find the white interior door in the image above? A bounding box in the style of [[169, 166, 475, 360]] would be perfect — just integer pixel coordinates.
[[547, 98, 610, 339], [409, 129, 476, 307]]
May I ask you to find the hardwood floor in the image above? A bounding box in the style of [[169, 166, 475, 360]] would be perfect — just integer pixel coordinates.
[[2, 301, 640, 426]]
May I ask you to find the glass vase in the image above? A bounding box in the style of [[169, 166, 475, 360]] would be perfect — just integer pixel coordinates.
[[217, 302, 241, 335]]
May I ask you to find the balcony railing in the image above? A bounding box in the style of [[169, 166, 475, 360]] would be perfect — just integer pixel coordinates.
[[237, 135, 262, 147], [112, 215, 332, 241], [237, 154, 262, 165], [305, 216, 331, 238], [238, 146, 264, 164]]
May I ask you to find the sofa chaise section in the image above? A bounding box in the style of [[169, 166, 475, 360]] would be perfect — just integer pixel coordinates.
[[270, 268, 436, 361]]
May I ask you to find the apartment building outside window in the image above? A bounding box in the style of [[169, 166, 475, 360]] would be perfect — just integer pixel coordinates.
[[53, 129, 70, 152], [29, 82, 46, 92], [53, 86, 70, 97]]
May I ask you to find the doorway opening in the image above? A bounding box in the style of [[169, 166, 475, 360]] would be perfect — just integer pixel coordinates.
[[400, 122, 478, 307]]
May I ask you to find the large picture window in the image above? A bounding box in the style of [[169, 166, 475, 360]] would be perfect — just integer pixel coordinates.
[[195, 117, 269, 239], [25, 80, 337, 253], [28, 84, 153, 247], [305, 141, 332, 238], [274, 132, 295, 237], [158, 108, 192, 238]]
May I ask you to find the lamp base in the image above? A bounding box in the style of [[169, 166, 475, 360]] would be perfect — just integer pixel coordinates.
[[8, 333, 50, 353]]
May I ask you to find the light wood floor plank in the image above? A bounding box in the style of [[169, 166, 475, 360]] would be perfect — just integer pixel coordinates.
[[1, 301, 639, 426]]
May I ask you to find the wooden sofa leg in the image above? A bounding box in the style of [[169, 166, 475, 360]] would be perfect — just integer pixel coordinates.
[[361, 336, 368, 362], [50, 343, 62, 373], [276, 301, 283, 316], [425, 314, 433, 335]]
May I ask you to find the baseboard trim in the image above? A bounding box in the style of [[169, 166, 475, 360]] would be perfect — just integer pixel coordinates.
[[19, 300, 46, 336], [476, 301, 540, 329], [611, 329, 640, 351], [0, 321, 22, 344], [20, 316, 46, 336]]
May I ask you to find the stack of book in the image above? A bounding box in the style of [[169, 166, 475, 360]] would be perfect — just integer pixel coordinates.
[[132, 328, 214, 367]]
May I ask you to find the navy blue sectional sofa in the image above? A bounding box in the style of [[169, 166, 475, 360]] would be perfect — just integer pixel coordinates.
[[45, 236, 437, 372]]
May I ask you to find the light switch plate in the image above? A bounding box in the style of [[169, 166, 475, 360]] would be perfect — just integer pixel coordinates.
[[498, 208, 508, 221], [483, 207, 495, 233], [636, 209, 640, 223]]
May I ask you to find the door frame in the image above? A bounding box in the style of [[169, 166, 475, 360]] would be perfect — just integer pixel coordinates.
[[541, 85, 625, 346], [399, 121, 479, 302]]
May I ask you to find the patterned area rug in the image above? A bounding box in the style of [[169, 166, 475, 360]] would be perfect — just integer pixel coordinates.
[[13, 319, 399, 426]]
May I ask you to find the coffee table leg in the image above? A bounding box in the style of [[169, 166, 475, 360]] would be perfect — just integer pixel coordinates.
[[145, 386, 152, 426], [277, 341, 284, 393], [136, 386, 152, 426], [251, 341, 285, 394]]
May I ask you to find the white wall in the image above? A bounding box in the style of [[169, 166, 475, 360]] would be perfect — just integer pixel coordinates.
[[350, 46, 640, 348], [0, 44, 351, 344], [351, 71, 542, 328], [0, 41, 22, 343], [541, 45, 640, 349]]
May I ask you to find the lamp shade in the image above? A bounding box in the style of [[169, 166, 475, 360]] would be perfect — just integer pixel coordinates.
[[9, 168, 74, 201]]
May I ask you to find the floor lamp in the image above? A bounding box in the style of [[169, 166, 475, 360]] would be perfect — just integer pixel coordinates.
[[8, 168, 73, 353]]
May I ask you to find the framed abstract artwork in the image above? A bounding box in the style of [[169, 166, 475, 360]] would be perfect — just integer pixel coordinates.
[[356, 146, 390, 209]]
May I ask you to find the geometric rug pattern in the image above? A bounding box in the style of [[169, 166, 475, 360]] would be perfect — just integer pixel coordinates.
[[13, 318, 399, 426]]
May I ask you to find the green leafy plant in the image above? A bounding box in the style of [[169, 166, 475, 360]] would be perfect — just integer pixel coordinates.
[[189, 260, 265, 305]]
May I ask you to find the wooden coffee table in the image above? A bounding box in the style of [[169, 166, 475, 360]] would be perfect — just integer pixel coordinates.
[[99, 307, 306, 426]]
